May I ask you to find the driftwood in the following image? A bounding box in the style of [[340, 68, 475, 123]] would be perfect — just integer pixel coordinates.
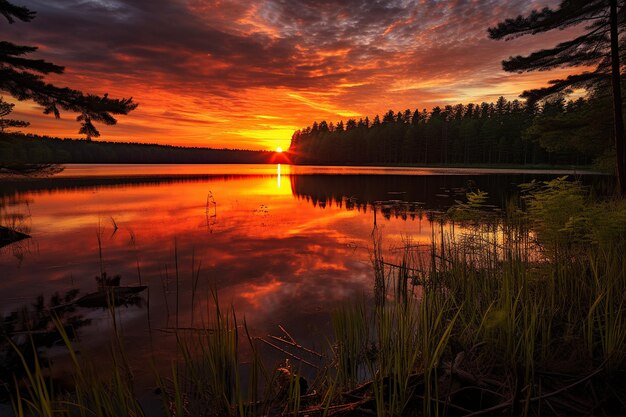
[[261, 329, 626, 417], [258, 337, 320, 370], [0, 225, 30, 249], [157, 323, 623, 417]]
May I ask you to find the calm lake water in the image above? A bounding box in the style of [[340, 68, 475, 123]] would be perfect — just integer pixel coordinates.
[[0, 163, 605, 401]]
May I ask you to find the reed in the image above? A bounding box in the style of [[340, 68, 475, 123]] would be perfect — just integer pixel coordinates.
[[11, 315, 145, 417], [319, 177, 626, 415], [5, 177, 626, 416]]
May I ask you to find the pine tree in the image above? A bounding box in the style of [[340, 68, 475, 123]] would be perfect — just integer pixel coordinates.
[[0, 0, 137, 139], [0, 96, 29, 132], [489, 0, 626, 192]]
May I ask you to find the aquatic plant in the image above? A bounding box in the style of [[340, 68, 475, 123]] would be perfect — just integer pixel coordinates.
[[5, 177, 626, 416]]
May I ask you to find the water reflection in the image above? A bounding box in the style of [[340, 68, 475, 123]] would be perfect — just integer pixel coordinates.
[[290, 173, 582, 213], [0, 164, 609, 385]]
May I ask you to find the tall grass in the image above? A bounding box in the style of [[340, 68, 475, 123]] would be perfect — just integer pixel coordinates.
[[164, 289, 261, 417], [11, 315, 145, 417], [6, 177, 626, 416], [323, 178, 625, 415]]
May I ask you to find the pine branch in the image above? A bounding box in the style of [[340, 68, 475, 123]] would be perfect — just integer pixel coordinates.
[[488, 0, 607, 40], [0, 118, 29, 130], [519, 72, 609, 100], [0, 41, 36, 56], [0, 0, 35, 24], [502, 26, 610, 73], [0, 67, 138, 137], [0, 1, 137, 137], [0, 55, 65, 74]]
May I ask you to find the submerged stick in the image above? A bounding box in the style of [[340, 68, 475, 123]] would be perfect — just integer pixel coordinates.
[[257, 337, 320, 369], [270, 334, 323, 358], [278, 324, 295, 343]]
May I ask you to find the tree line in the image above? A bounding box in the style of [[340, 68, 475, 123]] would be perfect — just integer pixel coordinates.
[[288, 96, 611, 167], [0, 133, 278, 165]]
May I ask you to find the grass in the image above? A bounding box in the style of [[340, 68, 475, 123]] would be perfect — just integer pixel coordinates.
[[5, 177, 626, 416]]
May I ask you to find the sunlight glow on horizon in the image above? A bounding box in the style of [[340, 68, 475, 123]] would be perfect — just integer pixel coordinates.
[[14, 68, 582, 151], [9, 0, 585, 150]]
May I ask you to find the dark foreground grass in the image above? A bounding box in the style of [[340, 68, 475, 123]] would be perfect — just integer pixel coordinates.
[[6, 178, 626, 416]]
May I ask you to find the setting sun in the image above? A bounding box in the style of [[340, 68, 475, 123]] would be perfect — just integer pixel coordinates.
[[276, 147, 283, 153]]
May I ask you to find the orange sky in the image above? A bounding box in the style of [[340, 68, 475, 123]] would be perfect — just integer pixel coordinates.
[[7, 0, 581, 151]]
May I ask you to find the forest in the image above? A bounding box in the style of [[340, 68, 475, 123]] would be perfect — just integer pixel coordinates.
[[0, 93, 616, 169], [0, 133, 278, 165], [288, 94, 614, 168]]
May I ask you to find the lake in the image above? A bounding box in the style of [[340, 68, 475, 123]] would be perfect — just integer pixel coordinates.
[[0, 163, 605, 404]]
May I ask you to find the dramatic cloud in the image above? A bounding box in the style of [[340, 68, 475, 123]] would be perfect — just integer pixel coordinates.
[[7, 0, 578, 149]]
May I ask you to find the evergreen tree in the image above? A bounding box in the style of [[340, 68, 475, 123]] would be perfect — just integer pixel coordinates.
[[0, 96, 29, 132], [287, 100, 601, 167], [411, 109, 421, 125], [526, 95, 612, 162], [489, 0, 626, 192], [382, 110, 395, 124], [0, 0, 137, 139], [403, 109, 412, 123]]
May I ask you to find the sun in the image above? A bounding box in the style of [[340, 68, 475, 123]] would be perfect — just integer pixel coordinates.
[[275, 147, 283, 153]]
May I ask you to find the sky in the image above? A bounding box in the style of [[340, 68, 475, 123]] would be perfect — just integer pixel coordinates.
[[6, 0, 581, 151]]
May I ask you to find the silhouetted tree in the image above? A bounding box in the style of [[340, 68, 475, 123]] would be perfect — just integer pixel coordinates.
[[0, 96, 28, 132], [489, 0, 626, 192], [0, 0, 137, 139], [403, 109, 412, 123], [526, 95, 612, 163], [0, 132, 277, 164], [288, 98, 605, 167]]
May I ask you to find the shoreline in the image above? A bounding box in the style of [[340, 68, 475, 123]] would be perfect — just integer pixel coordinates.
[[0, 162, 605, 181]]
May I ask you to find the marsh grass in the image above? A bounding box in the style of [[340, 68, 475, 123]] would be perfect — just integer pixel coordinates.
[[5, 177, 626, 416], [11, 311, 145, 417], [316, 178, 625, 415], [166, 290, 249, 417]]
